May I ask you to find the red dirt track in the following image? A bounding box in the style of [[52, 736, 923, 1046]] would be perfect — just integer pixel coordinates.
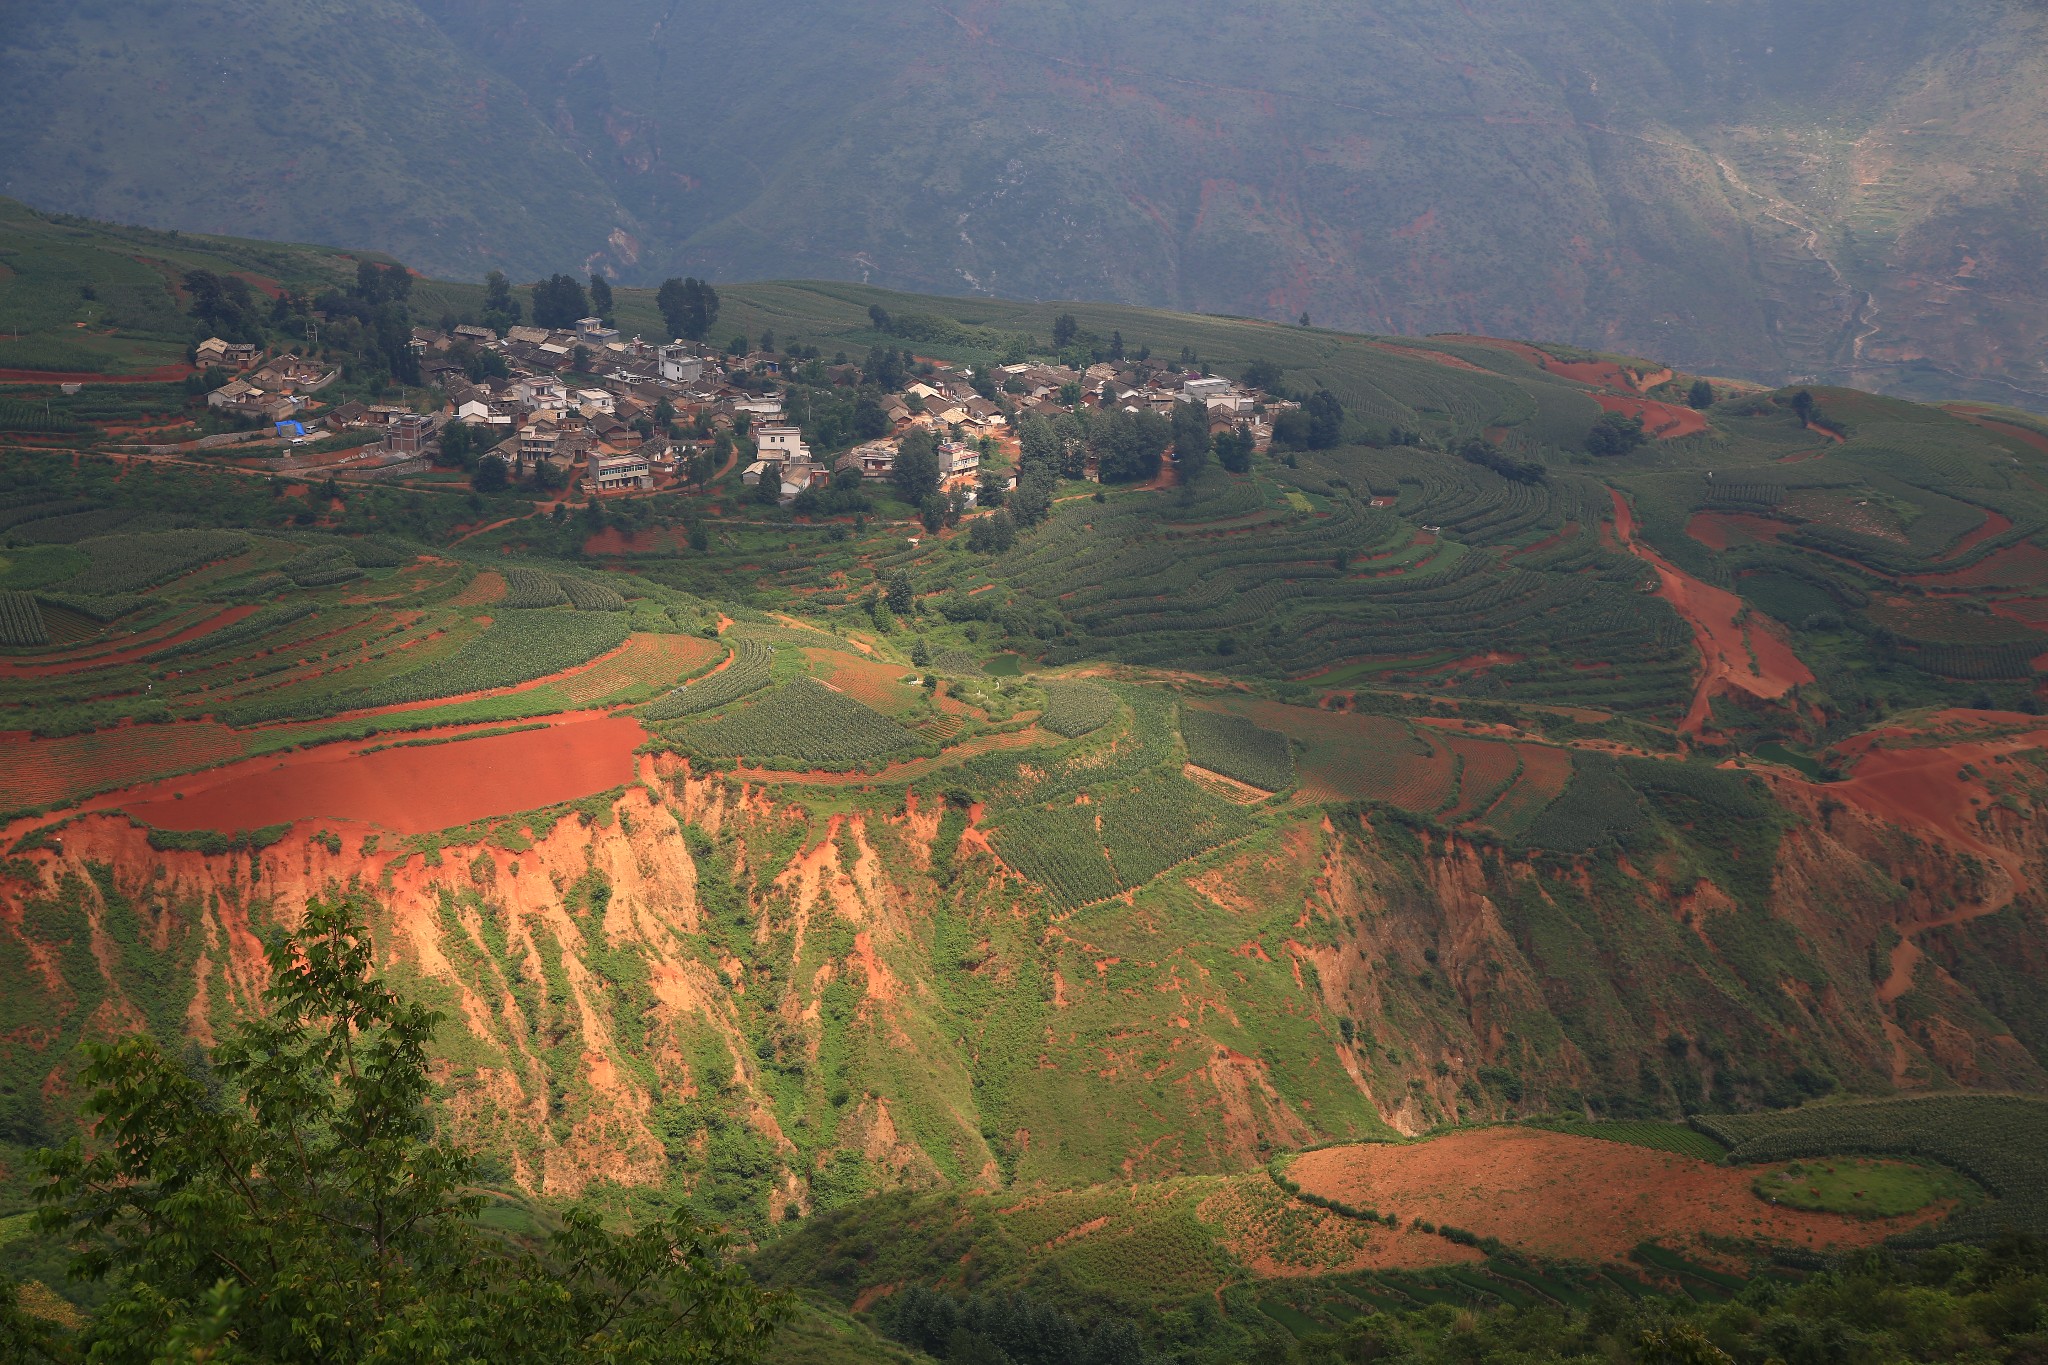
[[0, 362, 194, 384], [1593, 393, 1709, 439], [1686, 512, 1794, 552], [1290, 1128, 1941, 1262], [1612, 490, 1812, 733], [118, 713, 644, 835]]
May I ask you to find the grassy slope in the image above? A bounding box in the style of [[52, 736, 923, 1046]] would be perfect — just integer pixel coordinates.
[[10, 0, 2048, 407], [0, 0, 629, 282]]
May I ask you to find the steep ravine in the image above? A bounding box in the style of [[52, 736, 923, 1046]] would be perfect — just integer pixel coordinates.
[[2, 758, 2043, 1221]]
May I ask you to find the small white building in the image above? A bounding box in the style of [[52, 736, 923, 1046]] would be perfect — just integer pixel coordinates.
[[659, 344, 706, 386], [938, 440, 980, 476], [575, 388, 616, 417], [589, 450, 652, 493], [755, 422, 811, 465], [846, 439, 897, 478], [576, 317, 621, 347], [1182, 376, 1234, 402]]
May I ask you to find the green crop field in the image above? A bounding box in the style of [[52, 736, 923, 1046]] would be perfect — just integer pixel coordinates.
[[678, 676, 920, 769], [1753, 1157, 1980, 1219], [8, 203, 2048, 1364], [1697, 1096, 2048, 1242], [641, 637, 776, 720], [1039, 682, 1118, 738], [1181, 705, 1294, 792]]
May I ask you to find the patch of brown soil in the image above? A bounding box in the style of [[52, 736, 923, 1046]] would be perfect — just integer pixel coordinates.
[[1593, 393, 1710, 439], [1612, 489, 1812, 734], [1686, 512, 1795, 552], [805, 649, 921, 714], [1289, 1128, 1938, 1262], [450, 570, 507, 606], [1199, 1173, 1479, 1277], [119, 713, 644, 834]]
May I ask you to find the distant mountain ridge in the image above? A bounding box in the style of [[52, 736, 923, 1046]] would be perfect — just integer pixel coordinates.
[[4, 0, 2045, 408]]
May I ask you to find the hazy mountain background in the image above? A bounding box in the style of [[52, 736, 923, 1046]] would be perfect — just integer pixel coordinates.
[[4, 0, 2044, 406]]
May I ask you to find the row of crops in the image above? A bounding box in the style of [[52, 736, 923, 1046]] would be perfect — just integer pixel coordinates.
[[976, 464, 1692, 715], [677, 676, 919, 768], [1040, 682, 1116, 738], [987, 771, 1257, 911], [285, 547, 363, 588], [642, 637, 774, 720], [0, 591, 48, 645], [1180, 706, 1293, 791], [151, 601, 317, 662], [218, 610, 630, 724], [1696, 1095, 2048, 1243], [501, 566, 632, 612], [64, 530, 248, 596]]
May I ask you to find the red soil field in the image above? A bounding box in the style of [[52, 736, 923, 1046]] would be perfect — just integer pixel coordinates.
[[1945, 510, 2015, 559], [1232, 701, 1448, 809], [1289, 1128, 1939, 1263], [804, 649, 921, 714], [583, 526, 692, 556], [1686, 512, 1794, 552], [1435, 336, 1646, 391], [555, 632, 724, 705], [119, 712, 645, 835], [1593, 393, 1709, 439], [1443, 737, 1521, 821], [1477, 742, 1571, 831], [1612, 490, 1813, 733], [1509, 522, 1579, 558], [1824, 725, 2048, 869], [0, 722, 251, 812], [0, 362, 193, 384], [1908, 541, 2048, 590], [449, 570, 507, 606]]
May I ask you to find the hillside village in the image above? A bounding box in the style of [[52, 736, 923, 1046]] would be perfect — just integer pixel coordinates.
[[191, 313, 1286, 507]]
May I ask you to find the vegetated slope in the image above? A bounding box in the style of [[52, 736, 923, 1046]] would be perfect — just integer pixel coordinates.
[[0, 0, 632, 283], [8, 0, 2048, 405]]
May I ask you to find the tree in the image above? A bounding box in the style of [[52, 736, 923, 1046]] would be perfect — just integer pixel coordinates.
[[1241, 358, 1282, 393], [530, 274, 588, 330], [1688, 378, 1714, 409], [437, 420, 477, 470], [885, 569, 914, 614], [1215, 425, 1254, 474], [1304, 389, 1344, 448], [482, 270, 521, 332], [17, 891, 787, 1364], [1171, 400, 1211, 478], [657, 277, 720, 343], [588, 273, 614, 324], [1051, 313, 1079, 350], [471, 453, 509, 493], [910, 636, 931, 667], [967, 509, 1015, 553], [892, 429, 941, 504], [182, 270, 263, 345], [920, 493, 947, 532], [1585, 411, 1647, 456], [977, 463, 1007, 508]]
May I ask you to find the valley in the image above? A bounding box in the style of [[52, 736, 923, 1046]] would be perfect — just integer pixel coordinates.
[[3, 199, 2048, 1362]]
